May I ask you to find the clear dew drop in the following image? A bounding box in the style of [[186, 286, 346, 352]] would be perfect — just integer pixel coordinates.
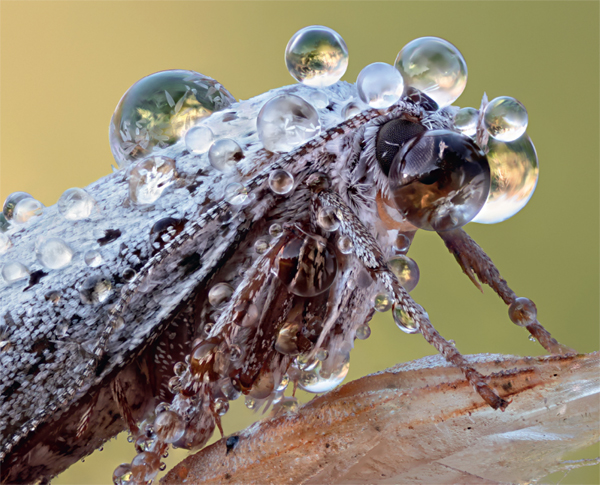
[[245, 396, 256, 410], [257, 94, 321, 153], [342, 102, 361, 120], [254, 239, 269, 255], [357, 62, 404, 109], [373, 293, 393, 312], [277, 374, 290, 391], [268, 169, 294, 195], [528, 335, 537, 343], [154, 410, 185, 443], [472, 134, 539, 224], [275, 321, 301, 356], [269, 223, 283, 238], [315, 348, 329, 361], [122, 268, 137, 282], [316, 207, 340, 232], [221, 378, 241, 401], [185, 126, 214, 154], [298, 351, 350, 394], [224, 183, 249, 205], [0, 233, 11, 255], [131, 451, 161, 482], [454, 107, 479, 137], [13, 198, 44, 224], [3, 192, 32, 220], [305, 89, 329, 109], [79, 275, 112, 304], [1, 261, 30, 285], [36, 237, 74, 270], [337, 235, 353, 254], [129, 156, 176, 205], [109, 69, 235, 168], [213, 397, 229, 416], [272, 397, 299, 415], [483, 96, 528, 142], [395, 37, 467, 108], [57, 187, 96, 220], [508, 297, 537, 327], [285, 25, 348, 88], [208, 282, 234, 307], [84, 250, 103, 267], [355, 324, 371, 340], [388, 255, 420, 292], [392, 302, 419, 334], [208, 138, 243, 172], [294, 353, 319, 371], [393, 233, 412, 254], [112, 463, 133, 485]]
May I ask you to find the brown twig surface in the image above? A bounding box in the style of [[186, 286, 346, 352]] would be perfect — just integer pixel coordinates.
[[162, 352, 599, 484]]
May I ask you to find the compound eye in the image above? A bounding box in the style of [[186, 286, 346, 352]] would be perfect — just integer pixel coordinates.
[[388, 130, 490, 232], [404, 86, 439, 112], [375, 118, 426, 176]]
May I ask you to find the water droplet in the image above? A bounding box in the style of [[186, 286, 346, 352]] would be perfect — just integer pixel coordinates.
[[272, 397, 299, 415], [3, 192, 32, 220], [129, 156, 176, 205], [269, 223, 283, 238], [275, 321, 301, 356], [373, 293, 392, 312], [254, 239, 269, 255], [122, 268, 137, 282], [84, 250, 103, 267], [168, 376, 182, 394], [245, 396, 256, 410], [111, 316, 125, 330], [484, 96, 528, 142], [36, 238, 74, 270], [393, 233, 412, 254], [112, 463, 133, 485], [316, 207, 340, 232], [316, 348, 329, 361], [294, 353, 319, 371], [275, 234, 338, 297], [208, 138, 243, 172], [388, 130, 490, 231], [342, 102, 361, 120], [13, 198, 44, 224], [392, 303, 419, 334], [221, 378, 242, 401], [355, 324, 371, 340], [285, 25, 348, 88], [224, 183, 249, 205], [45, 290, 62, 303], [173, 361, 187, 377], [508, 297, 537, 327], [454, 107, 479, 137], [388, 255, 420, 292], [257, 94, 321, 153], [109, 70, 235, 168], [134, 435, 156, 453], [0, 233, 11, 255], [190, 341, 217, 375], [1, 261, 30, 285], [154, 410, 185, 443], [229, 345, 242, 361], [472, 134, 538, 224], [131, 451, 161, 482], [528, 335, 537, 343], [79, 275, 112, 304], [150, 217, 186, 253], [159, 463, 167, 472], [214, 397, 229, 416], [336, 235, 353, 254], [185, 126, 214, 154], [305, 89, 329, 109], [357, 62, 404, 109], [298, 352, 350, 393], [268, 169, 294, 195], [395, 37, 467, 108], [277, 375, 290, 391], [57, 188, 96, 220]]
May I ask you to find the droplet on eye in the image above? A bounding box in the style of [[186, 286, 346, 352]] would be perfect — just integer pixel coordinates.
[[388, 255, 420, 292], [388, 130, 490, 232], [208, 138, 243, 172], [357, 62, 404, 109], [36, 237, 74, 270], [472, 134, 538, 224], [454, 107, 479, 137], [275, 233, 338, 297], [285, 25, 348, 88], [257, 94, 321, 153], [484, 96, 528, 142], [129, 156, 176, 205], [395, 37, 468, 108]]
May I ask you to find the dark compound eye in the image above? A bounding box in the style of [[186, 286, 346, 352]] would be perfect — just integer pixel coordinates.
[[388, 130, 490, 232], [375, 118, 426, 176], [404, 86, 439, 112]]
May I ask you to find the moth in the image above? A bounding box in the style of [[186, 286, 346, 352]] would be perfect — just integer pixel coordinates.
[[0, 77, 572, 484]]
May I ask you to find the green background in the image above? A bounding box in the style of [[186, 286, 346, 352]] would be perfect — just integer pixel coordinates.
[[1, 1, 598, 483]]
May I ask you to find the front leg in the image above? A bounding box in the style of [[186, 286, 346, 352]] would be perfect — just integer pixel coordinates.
[[312, 185, 509, 411]]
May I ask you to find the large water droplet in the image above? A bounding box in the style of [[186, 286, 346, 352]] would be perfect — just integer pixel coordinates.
[[1, 261, 30, 285], [373, 292, 393, 312], [337, 235, 353, 254], [454, 107, 479, 137], [297, 351, 350, 393], [208, 138, 243, 172], [395, 37, 467, 108], [268, 169, 294, 195], [112, 463, 133, 485], [508, 297, 537, 327], [388, 255, 420, 292], [483, 96, 528, 142], [357, 62, 404, 109], [131, 451, 161, 482], [109, 70, 235, 168], [129, 156, 176, 205], [392, 303, 419, 334], [275, 233, 338, 297], [58, 188, 96, 220], [154, 410, 186, 443], [13, 198, 44, 224], [36, 237, 74, 270], [257, 94, 321, 153], [316, 207, 339, 232], [285, 25, 348, 88], [472, 134, 539, 224], [3, 192, 33, 220], [388, 130, 490, 231], [185, 126, 214, 154], [208, 282, 234, 307]]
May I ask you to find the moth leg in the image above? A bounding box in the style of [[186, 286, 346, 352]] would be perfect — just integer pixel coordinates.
[[438, 228, 574, 355], [313, 186, 509, 410]]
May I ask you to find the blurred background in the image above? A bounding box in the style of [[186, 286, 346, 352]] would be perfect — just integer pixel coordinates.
[[1, 1, 598, 483]]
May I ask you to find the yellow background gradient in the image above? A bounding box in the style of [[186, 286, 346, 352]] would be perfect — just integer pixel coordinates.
[[1, 1, 598, 484]]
